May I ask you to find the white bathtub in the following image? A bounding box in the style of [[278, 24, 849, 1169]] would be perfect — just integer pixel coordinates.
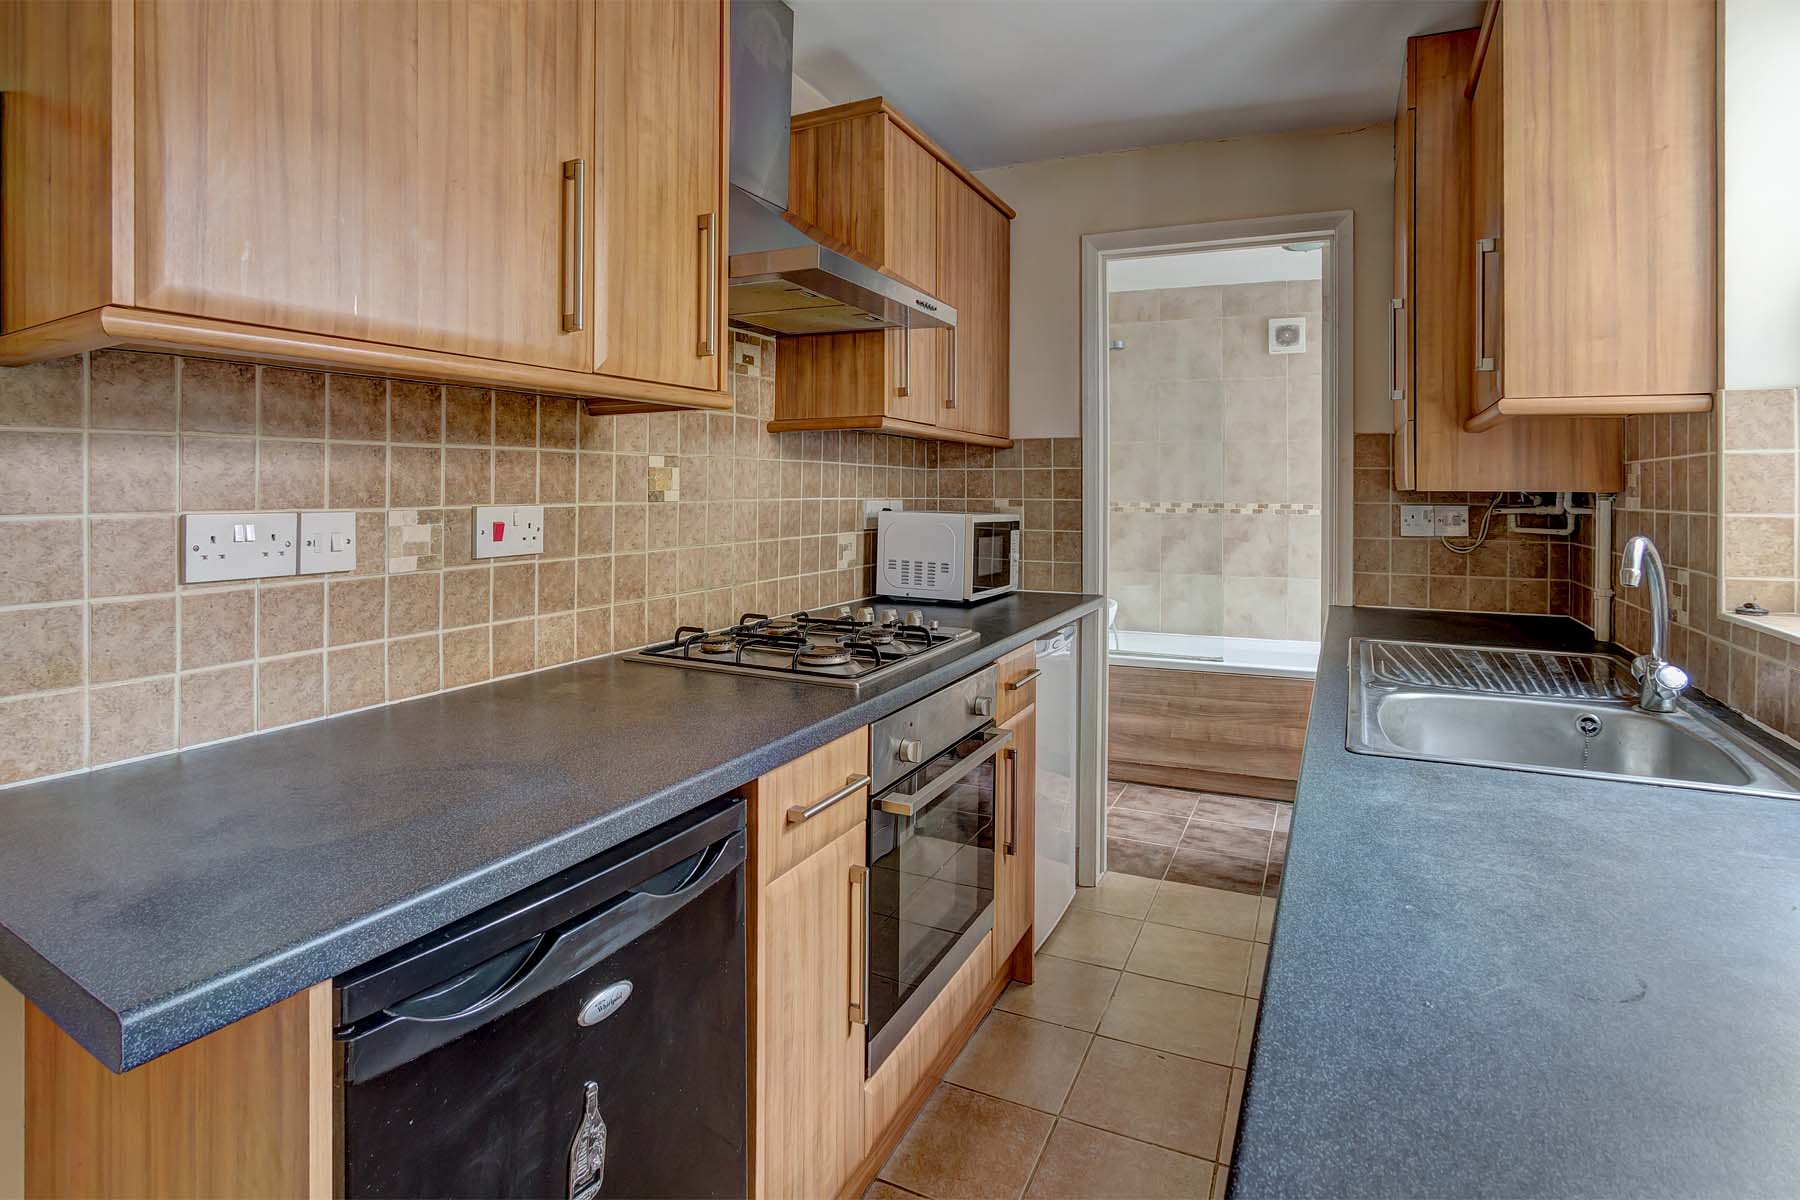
[[1108, 629, 1319, 678]]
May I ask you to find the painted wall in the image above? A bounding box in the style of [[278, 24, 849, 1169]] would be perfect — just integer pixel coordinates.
[[976, 123, 1395, 439], [1723, 0, 1800, 389]]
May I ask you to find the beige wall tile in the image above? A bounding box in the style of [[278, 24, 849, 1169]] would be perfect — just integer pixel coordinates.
[[328, 577, 387, 646], [180, 436, 257, 511], [90, 597, 177, 683], [89, 432, 177, 513], [387, 571, 441, 637], [258, 582, 324, 657], [442, 567, 492, 629], [444, 448, 492, 505], [89, 678, 175, 765], [388, 381, 443, 443], [90, 516, 176, 597], [492, 619, 534, 675], [258, 440, 326, 509], [1724, 516, 1796, 578], [494, 392, 538, 446], [577, 606, 612, 657], [0, 606, 83, 695], [259, 368, 327, 438], [0, 355, 84, 428], [1721, 389, 1796, 451], [0, 692, 84, 784], [540, 397, 579, 450], [535, 612, 575, 666], [494, 449, 536, 504], [328, 643, 386, 713], [493, 563, 536, 621], [180, 360, 257, 434], [544, 505, 577, 559], [0, 520, 84, 605], [387, 634, 440, 699], [327, 376, 387, 441], [328, 443, 387, 509], [90, 351, 177, 431], [0, 431, 83, 514], [540, 451, 576, 503], [538, 559, 576, 613], [258, 653, 323, 729], [387, 446, 441, 507], [180, 587, 255, 670], [445, 387, 492, 445], [442, 626, 491, 688], [179, 663, 254, 746], [1722, 452, 1796, 515]]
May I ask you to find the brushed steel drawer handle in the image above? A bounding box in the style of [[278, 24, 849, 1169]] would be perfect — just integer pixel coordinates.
[[1003, 746, 1019, 856], [1006, 668, 1042, 691], [562, 159, 587, 333], [696, 211, 718, 357], [786, 774, 871, 824]]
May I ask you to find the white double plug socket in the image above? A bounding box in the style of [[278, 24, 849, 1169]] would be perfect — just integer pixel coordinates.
[[1399, 504, 1470, 537], [183, 511, 359, 583]]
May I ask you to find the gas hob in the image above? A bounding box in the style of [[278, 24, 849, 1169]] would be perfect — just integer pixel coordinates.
[[628, 603, 978, 688]]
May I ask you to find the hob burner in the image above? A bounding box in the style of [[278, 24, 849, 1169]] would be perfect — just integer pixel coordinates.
[[797, 645, 853, 667], [761, 618, 800, 634], [697, 635, 739, 655]]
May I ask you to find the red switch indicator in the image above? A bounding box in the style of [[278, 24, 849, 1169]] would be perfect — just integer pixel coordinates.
[[492, 521, 506, 542]]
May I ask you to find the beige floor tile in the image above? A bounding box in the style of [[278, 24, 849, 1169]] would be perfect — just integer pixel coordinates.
[[1071, 872, 1159, 920], [1040, 908, 1142, 970], [1235, 998, 1258, 1068], [1124, 922, 1253, 995], [1062, 1037, 1230, 1158], [879, 1083, 1054, 1200], [1219, 1068, 1246, 1164], [1023, 1119, 1214, 1199], [1147, 879, 1261, 939], [1255, 896, 1277, 943], [1096, 972, 1244, 1066], [945, 1010, 1094, 1113], [1212, 1162, 1230, 1199], [996, 955, 1121, 1032], [1248, 941, 1270, 998]]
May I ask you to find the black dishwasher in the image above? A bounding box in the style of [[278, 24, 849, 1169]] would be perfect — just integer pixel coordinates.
[[335, 797, 747, 1200]]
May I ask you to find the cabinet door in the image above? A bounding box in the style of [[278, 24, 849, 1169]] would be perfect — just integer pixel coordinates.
[[1469, 13, 1505, 416], [595, 0, 726, 392], [994, 704, 1036, 971], [752, 822, 866, 1199], [1392, 106, 1416, 491], [888, 326, 949, 427], [133, 0, 595, 370], [937, 166, 1011, 441]]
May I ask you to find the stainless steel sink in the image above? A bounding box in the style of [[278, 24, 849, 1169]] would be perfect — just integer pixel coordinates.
[[1347, 638, 1800, 798]]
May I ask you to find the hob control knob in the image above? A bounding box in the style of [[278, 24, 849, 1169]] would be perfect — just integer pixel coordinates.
[[855, 606, 876, 624], [881, 608, 899, 625], [897, 738, 925, 764], [905, 609, 925, 627], [971, 696, 994, 717], [836, 605, 852, 618]]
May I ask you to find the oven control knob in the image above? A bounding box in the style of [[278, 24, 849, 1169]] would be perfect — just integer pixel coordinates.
[[881, 608, 899, 625], [971, 696, 994, 718], [897, 737, 925, 764], [905, 609, 925, 627]]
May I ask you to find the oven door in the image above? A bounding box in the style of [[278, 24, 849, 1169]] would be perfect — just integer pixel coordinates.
[[967, 518, 1021, 601], [865, 724, 1012, 1074]]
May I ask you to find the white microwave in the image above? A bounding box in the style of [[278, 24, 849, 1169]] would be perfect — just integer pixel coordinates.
[[876, 510, 1022, 603]]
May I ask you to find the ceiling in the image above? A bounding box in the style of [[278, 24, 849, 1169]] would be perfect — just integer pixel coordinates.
[[789, 0, 1485, 169]]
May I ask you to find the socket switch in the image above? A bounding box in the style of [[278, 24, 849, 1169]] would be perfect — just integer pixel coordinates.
[[299, 511, 357, 575], [1399, 505, 1437, 537], [474, 505, 545, 559], [182, 513, 299, 583], [1433, 505, 1470, 537]]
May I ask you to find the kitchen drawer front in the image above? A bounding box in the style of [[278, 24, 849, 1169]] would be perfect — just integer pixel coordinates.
[[750, 727, 872, 885], [995, 644, 1038, 724]]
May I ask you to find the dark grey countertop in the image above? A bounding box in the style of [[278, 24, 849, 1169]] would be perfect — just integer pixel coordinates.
[[1232, 606, 1800, 1198], [0, 592, 1100, 1072]]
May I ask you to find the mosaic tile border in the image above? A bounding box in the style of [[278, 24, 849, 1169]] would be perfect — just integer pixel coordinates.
[[1110, 501, 1320, 516]]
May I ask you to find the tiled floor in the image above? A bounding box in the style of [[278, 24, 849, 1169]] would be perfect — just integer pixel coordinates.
[[870, 782, 1288, 1200]]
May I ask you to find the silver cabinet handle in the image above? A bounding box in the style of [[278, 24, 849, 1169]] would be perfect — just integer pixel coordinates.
[[1003, 746, 1019, 857], [786, 773, 871, 824], [1474, 237, 1496, 373], [696, 211, 718, 357], [1006, 668, 1042, 691], [896, 313, 911, 398], [562, 159, 587, 333], [848, 864, 868, 1026], [1389, 297, 1405, 403], [946, 326, 959, 410]]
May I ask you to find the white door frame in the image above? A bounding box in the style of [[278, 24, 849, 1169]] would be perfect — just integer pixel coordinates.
[[1080, 209, 1356, 606]]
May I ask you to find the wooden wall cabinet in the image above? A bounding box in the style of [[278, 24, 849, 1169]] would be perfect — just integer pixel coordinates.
[[1388, 0, 1719, 491], [746, 729, 870, 1200], [775, 98, 1014, 447], [0, 0, 731, 415]]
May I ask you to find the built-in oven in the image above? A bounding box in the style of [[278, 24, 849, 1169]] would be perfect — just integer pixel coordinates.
[[865, 665, 1009, 1074]]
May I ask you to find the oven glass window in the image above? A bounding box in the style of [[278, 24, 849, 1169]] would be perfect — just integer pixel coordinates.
[[866, 736, 997, 1041], [971, 522, 1018, 594]]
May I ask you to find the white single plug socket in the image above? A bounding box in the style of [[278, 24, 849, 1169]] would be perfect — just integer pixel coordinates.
[[864, 500, 903, 526], [182, 513, 300, 583], [298, 511, 357, 575], [473, 505, 545, 559], [1433, 506, 1470, 537], [1400, 505, 1437, 537]]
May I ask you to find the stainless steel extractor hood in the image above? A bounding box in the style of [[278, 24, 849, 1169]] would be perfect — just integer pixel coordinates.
[[727, 0, 955, 338]]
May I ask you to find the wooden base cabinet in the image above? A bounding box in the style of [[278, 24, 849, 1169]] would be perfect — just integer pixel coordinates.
[[995, 703, 1037, 977], [774, 98, 1014, 447], [0, 0, 731, 415]]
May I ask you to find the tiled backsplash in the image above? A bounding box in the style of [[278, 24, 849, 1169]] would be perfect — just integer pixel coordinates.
[[1350, 435, 1577, 616], [0, 331, 1044, 787], [1106, 281, 1323, 639]]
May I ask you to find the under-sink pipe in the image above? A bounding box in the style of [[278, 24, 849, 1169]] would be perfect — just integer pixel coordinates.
[[1592, 495, 1614, 641], [1504, 491, 1593, 538]]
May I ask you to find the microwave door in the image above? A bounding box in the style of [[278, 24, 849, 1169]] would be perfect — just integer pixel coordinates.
[[969, 522, 1019, 597]]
